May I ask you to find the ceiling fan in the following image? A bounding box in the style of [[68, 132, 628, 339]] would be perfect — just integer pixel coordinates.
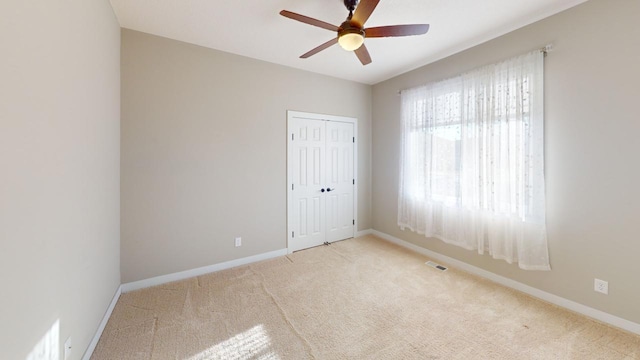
[[280, 0, 430, 66]]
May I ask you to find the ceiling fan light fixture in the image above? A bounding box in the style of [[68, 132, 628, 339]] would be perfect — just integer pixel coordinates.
[[338, 30, 365, 51]]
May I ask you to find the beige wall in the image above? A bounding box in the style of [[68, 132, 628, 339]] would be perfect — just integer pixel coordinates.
[[121, 29, 372, 283], [372, 0, 640, 324], [0, 1, 121, 359]]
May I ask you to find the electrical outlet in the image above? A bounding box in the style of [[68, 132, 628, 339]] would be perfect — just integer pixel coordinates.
[[594, 278, 608, 295], [64, 337, 72, 360], [234, 237, 242, 247]]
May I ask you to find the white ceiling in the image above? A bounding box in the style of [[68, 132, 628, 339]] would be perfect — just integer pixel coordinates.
[[109, 0, 587, 85]]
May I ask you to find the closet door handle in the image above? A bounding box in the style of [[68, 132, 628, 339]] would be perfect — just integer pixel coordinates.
[[326, 188, 334, 192], [320, 188, 325, 192]]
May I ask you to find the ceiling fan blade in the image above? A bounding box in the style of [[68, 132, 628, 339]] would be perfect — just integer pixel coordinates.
[[354, 44, 372, 65], [365, 24, 430, 38], [351, 0, 380, 27], [280, 10, 339, 32], [301, 38, 339, 58]]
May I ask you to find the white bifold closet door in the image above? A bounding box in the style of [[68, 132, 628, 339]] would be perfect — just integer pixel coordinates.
[[288, 114, 355, 252]]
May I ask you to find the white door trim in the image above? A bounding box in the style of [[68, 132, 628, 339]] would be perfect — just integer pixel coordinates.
[[287, 111, 358, 254]]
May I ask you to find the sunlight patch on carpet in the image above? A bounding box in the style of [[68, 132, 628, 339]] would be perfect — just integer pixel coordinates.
[[188, 324, 279, 360]]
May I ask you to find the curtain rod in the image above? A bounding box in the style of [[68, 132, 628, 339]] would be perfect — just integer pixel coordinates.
[[397, 43, 554, 96]]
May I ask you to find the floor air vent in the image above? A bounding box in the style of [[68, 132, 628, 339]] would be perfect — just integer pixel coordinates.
[[425, 261, 448, 271]]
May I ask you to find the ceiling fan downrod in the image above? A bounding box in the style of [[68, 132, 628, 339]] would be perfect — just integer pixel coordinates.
[[344, 0, 358, 18]]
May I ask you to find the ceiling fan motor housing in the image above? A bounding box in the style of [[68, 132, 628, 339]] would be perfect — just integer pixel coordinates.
[[339, 0, 365, 37], [339, 20, 365, 38]]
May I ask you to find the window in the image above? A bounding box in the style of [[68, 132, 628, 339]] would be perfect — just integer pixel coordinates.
[[398, 51, 550, 270]]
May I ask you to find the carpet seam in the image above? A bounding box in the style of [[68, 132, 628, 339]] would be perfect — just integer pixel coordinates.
[[148, 316, 158, 360], [250, 266, 318, 360], [325, 243, 354, 263]]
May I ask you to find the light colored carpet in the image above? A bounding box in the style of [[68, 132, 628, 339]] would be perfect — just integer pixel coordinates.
[[92, 235, 640, 359]]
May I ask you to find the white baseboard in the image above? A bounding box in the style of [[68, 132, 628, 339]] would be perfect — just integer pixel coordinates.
[[121, 248, 288, 293], [371, 229, 640, 336], [82, 284, 122, 360], [355, 229, 373, 238]]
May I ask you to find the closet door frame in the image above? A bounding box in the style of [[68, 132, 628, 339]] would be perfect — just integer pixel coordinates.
[[286, 110, 358, 254]]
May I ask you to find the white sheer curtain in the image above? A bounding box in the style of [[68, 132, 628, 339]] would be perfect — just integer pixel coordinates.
[[398, 51, 549, 270]]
